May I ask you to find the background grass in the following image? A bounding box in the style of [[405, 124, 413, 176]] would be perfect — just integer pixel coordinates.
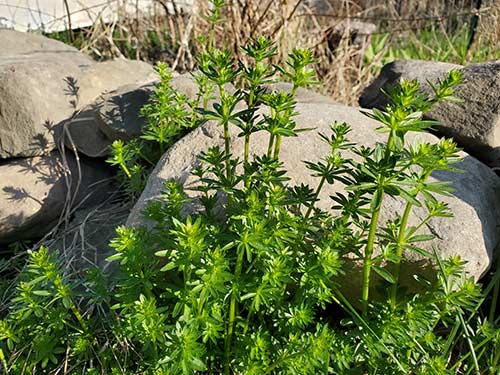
[[46, 0, 500, 104]]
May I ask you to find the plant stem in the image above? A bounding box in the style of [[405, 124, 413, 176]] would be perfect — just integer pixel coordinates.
[[120, 163, 132, 179], [209, 28, 215, 51], [304, 175, 327, 221], [389, 201, 413, 309], [361, 132, 394, 316], [264, 350, 304, 375], [53, 277, 89, 333], [223, 121, 231, 178], [273, 135, 282, 159], [458, 312, 481, 375], [267, 134, 275, 157], [218, 85, 232, 181], [244, 87, 255, 167], [361, 196, 383, 317], [244, 135, 250, 164], [271, 85, 297, 160], [224, 247, 245, 375]]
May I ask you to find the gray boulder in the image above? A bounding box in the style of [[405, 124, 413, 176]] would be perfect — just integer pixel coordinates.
[[0, 29, 157, 159], [127, 102, 500, 297], [63, 106, 111, 158], [359, 60, 462, 109], [96, 83, 154, 142], [0, 29, 90, 60], [360, 59, 500, 166], [0, 151, 113, 243]]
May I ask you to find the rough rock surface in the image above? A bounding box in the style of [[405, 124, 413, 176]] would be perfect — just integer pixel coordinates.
[[360, 59, 500, 166], [0, 29, 90, 59], [127, 102, 500, 296], [96, 83, 154, 142], [63, 106, 111, 158], [0, 151, 113, 243], [0, 29, 157, 158]]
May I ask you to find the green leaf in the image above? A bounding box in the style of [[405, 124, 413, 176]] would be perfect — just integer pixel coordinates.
[[62, 297, 72, 309], [32, 290, 51, 296], [396, 187, 421, 207], [370, 189, 383, 211], [160, 261, 177, 272], [404, 245, 432, 257], [373, 265, 396, 284], [407, 234, 435, 243], [155, 250, 169, 257], [105, 253, 122, 262]]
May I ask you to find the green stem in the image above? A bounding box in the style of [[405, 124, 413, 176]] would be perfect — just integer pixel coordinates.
[[223, 121, 231, 179], [458, 313, 481, 375], [120, 162, 132, 179], [0, 348, 7, 373], [183, 266, 192, 318], [264, 350, 304, 375], [304, 175, 327, 221], [244, 134, 250, 165], [244, 87, 255, 167], [273, 135, 282, 159], [53, 278, 89, 333], [389, 201, 413, 309], [267, 133, 275, 157], [70, 303, 89, 333], [361, 132, 395, 316], [362, 195, 383, 317], [209, 28, 215, 51], [218, 85, 232, 182], [491, 344, 500, 375], [224, 247, 245, 375]]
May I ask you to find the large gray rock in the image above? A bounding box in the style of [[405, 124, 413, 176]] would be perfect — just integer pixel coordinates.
[[63, 106, 111, 158], [0, 151, 113, 243], [359, 60, 462, 109], [96, 83, 154, 142], [0, 30, 157, 159], [360, 60, 500, 167], [0, 29, 90, 59], [127, 102, 500, 296]]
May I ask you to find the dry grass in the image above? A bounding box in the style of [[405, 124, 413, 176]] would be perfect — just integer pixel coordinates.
[[50, 0, 499, 104]]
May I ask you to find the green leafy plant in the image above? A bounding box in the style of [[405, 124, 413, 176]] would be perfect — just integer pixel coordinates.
[[106, 62, 210, 197], [1, 32, 499, 375], [103, 39, 498, 374]]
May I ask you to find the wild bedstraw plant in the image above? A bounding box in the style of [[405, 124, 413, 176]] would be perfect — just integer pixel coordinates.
[[104, 37, 499, 374], [0, 248, 93, 372], [1, 35, 499, 374], [107, 62, 209, 197]]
